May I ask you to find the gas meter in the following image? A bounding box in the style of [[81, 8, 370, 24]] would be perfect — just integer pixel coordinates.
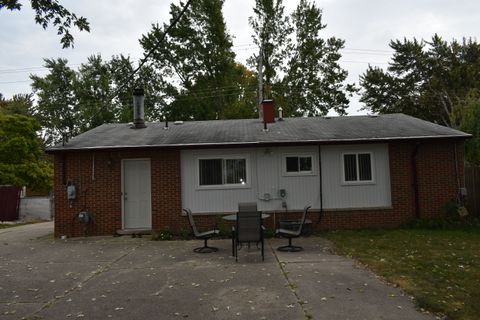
[[78, 211, 90, 224]]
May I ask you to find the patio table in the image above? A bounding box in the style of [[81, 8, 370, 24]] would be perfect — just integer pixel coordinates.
[[222, 213, 270, 221], [223, 213, 270, 256]]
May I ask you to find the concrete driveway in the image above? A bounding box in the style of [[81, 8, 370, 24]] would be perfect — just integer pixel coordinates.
[[0, 222, 435, 320]]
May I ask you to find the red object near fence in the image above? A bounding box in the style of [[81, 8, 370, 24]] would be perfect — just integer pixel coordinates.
[[0, 186, 21, 221]]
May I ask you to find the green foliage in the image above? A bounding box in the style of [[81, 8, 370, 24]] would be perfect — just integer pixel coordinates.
[[30, 55, 165, 145], [0, 93, 34, 116], [248, 0, 291, 87], [326, 228, 480, 319], [217, 223, 233, 238], [31, 58, 79, 145], [151, 229, 174, 241], [281, 0, 355, 116], [452, 90, 480, 164], [263, 228, 275, 238], [0, 0, 90, 48], [360, 35, 480, 127], [249, 0, 354, 117], [403, 217, 480, 230], [140, 0, 253, 121], [0, 114, 52, 190], [178, 227, 191, 240]]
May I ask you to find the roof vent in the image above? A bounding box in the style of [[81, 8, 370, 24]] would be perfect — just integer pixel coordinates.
[[132, 88, 146, 129], [278, 107, 284, 121]]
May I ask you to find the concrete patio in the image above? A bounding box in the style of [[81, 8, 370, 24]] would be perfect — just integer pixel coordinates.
[[0, 222, 435, 319]]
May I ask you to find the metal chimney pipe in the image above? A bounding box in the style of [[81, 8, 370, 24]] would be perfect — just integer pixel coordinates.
[[133, 88, 146, 129]]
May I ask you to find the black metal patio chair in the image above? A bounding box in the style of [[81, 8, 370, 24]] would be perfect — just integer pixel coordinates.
[[275, 205, 311, 252], [233, 211, 264, 262], [183, 208, 219, 253]]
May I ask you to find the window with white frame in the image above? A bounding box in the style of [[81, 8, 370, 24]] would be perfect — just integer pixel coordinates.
[[342, 152, 373, 183], [198, 157, 247, 186], [284, 155, 313, 174]]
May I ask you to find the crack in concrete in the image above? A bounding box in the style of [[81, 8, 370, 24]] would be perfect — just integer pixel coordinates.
[[22, 242, 145, 319], [269, 241, 312, 320]]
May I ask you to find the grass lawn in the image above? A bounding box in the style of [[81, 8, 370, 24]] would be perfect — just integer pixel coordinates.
[[325, 226, 480, 320]]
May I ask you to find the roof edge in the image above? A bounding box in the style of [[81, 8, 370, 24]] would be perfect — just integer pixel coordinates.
[[45, 134, 471, 154]]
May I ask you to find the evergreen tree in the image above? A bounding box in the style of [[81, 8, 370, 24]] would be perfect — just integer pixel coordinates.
[[360, 35, 480, 127]]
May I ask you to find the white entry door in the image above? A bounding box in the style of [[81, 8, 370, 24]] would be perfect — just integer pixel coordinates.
[[123, 159, 152, 229]]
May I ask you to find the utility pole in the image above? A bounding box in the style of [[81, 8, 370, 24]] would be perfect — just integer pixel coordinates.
[[258, 45, 263, 120]]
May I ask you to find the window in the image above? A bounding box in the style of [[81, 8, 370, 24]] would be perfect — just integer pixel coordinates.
[[198, 158, 247, 186], [342, 152, 373, 183], [285, 156, 313, 174]]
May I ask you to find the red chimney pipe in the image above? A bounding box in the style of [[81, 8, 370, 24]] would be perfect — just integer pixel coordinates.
[[262, 100, 275, 123]]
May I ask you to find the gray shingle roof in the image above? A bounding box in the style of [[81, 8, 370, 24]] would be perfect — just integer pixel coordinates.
[[47, 113, 470, 152]]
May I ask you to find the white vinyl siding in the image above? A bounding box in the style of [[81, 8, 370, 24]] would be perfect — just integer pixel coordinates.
[[181, 144, 391, 213], [181, 146, 321, 213], [321, 144, 391, 209], [342, 152, 374, 184]]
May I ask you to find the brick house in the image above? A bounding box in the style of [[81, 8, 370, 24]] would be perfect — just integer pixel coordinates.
[[47, 101, 470, 237]]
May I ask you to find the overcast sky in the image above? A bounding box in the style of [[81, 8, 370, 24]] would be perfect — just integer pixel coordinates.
[[1, 0, 478, 114]]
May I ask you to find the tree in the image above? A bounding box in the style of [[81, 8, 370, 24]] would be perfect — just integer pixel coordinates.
[[0, 0, 90, 48], [31, 58, 79, 145], [30, 55, 166, 145], [0, 93, 34, 116], [453, 90, 480, 165], [0, 114, 52, 190], [248, 0, 291, 95], [140, 0, 254, 121], [360, 35, 480, 127], [281, 0, 355, 116]]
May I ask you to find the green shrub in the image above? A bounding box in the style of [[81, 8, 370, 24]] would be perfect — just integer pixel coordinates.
[[151, 229, 174, 241], [178, 228, 192, 240]]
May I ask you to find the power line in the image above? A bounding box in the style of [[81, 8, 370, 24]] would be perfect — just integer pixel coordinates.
[[111, 0, 193, 98], [0, 80, 32, 84], [0, 45, 393, 75]]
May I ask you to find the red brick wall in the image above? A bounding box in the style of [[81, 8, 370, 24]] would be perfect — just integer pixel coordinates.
[[53, 139, 465, 237], [53, 149, 185, 237], [308, 140, 464, 230]]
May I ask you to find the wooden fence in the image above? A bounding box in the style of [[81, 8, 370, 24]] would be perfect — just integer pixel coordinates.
[[465, 165, 480, 217]]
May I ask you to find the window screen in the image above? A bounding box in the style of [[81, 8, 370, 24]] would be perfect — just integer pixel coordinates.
[[343, 154, 357, 181], [358, 153, 372, 181], [299, 157, 312, 171], [286, 157, 299, 172], [199, 158, 247, 186], [286, 156, 313, 173], [225, 159, 247, 184], [343, 153, 373, 182], [199, 159, 222, 185]]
